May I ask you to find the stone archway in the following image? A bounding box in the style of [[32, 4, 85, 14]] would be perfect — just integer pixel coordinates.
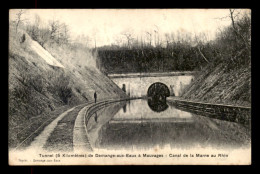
[[147, 82, 170, 112], [147, 82, 170, 99]]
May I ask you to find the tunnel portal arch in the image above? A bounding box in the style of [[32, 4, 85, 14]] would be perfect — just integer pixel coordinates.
[[147, 82, 170, 112], [147, 82, 170, 98]]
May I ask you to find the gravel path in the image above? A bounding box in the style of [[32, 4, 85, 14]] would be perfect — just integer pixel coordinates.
[[43, 104, 88, 151], [25, 107, 76, 151], [19, 99, 128, 152]]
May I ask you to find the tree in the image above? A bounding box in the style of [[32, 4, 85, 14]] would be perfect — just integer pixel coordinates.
[[194, 33, 209, 63], [25, 15, 50, 47], [49, 19, 60, 41], [27, 14, 41, 41], [164, 33, 170, 48], [229, 9, 251, 52], [92, 27, 100, 50], [15, 10, 27, 33], [121, 30, 134, 49], [59, 23, 70, 44], [154, 25, 161, 47], [114, 35, 124, 47], [146, 31, 152, 47], [63, 24, 70, 43], [38, 27, 51, 47]]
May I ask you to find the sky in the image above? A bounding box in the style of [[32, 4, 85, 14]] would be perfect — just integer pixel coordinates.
[[10, 9, 250, 47]]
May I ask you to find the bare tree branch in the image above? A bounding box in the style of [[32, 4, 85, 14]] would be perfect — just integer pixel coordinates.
[[197, 46, 209, 63], [121, 30, 134, 49], [194, 34, 209, 63], [229, 9, 251, 51], [15, 9, 27, 33]]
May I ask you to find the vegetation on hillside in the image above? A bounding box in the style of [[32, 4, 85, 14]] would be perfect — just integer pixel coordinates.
[[8, 10, 127, 147], [180, 10, 251, 107], [96, 9, 251, 106], [96, 10, 250, 76], [97, 46, 205, 73]]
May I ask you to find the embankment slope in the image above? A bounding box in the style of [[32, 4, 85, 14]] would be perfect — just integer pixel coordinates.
[[8, 25, 127, 147], [180, 62, 251, 107]]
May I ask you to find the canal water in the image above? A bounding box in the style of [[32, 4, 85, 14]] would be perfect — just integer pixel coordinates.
[[86, 99, 251, 151]]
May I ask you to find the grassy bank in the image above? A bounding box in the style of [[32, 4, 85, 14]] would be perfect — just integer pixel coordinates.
[[8, 23, 127, 148]]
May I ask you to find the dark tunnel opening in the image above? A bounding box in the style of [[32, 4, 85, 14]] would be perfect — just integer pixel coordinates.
[[147, 82, 170, 112]]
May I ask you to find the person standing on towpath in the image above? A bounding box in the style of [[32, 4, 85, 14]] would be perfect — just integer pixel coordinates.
[[94, 91, 97, 103]]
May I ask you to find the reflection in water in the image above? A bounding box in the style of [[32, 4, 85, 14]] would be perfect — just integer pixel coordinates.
[[87, 101, 127, 148], [94, 112, 98, 123], [87, 99, 251, 151], [123, 104, 127, 113], [147, 98, 168, 112], [110, 99, 192, 122]]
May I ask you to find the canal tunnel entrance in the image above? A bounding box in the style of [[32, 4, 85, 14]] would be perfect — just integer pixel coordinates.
[[109, 73, 194, 98], [147, 82, 170, 112]]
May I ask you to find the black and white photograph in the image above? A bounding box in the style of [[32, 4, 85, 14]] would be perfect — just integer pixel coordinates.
[[8, 9, 251, 165]]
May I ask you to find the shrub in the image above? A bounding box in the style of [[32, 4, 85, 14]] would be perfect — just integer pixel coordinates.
[[20, 34, 26, 43], [10, 86, 31, 105], [29, 74, 45, 93], [57, 85, 72, 104], [47, 72, 73, 104]]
